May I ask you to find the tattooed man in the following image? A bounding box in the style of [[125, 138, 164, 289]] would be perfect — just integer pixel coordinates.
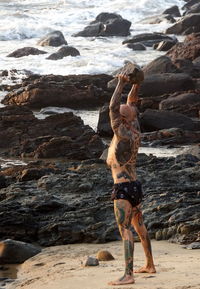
[[107, 71, 156, 286]]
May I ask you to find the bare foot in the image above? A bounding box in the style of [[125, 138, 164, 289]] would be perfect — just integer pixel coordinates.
[[108, 275, 135, 286], [134, 266, 156, 273]]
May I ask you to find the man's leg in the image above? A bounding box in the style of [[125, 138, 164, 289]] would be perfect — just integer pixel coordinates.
[[131, 205, 156, 273], [108, 199, 135, 285]]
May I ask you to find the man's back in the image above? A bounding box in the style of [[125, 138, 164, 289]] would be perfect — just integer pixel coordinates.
[[107, 119, 140, 184]]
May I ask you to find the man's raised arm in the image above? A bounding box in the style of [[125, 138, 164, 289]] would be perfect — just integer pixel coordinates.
[[126, 83, 140, 106], [109, 75, 128, 131]]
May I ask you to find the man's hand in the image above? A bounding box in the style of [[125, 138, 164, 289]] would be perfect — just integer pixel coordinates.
[[117, 73, 129, 86]]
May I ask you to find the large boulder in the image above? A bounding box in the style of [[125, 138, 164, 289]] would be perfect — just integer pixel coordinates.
[[37, 31, 67, 47], [166, 13, 200, 35], [159, 92, 200, 117], [0, 105, 105, 159], [184, 3, 200, 15], [122, 33, 175, 47], [73, 13, 131, 37], [140, 73, 194, 97], [0, 239, 41, 264], [143, 56, 198, 78], [166, 33, 200, 61], [140, 109, 197, 132], [182, 0, 199, 11], [139, 14, 176, 24], [7, 47, 47, 58], [47, 46, 80, 60], [162, 5, 181, 17], [142, 127, 200, 145], [143, 56, 178, 75], [2, 74, 112, 109], [155, 40, 177, 51], [97, 104, 112, 137]]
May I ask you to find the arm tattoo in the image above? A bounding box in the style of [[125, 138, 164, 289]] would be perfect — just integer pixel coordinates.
[[109, 82, 124, 131]]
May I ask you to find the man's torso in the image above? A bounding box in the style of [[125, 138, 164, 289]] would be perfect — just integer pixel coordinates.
[[107, 121, 141, 184]]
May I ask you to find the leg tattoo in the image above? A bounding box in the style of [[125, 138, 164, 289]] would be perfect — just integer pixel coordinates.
[[108, 200, 135, 285]]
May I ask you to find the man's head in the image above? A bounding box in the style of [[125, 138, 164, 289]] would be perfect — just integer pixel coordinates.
[[120, 104, 136, 122]]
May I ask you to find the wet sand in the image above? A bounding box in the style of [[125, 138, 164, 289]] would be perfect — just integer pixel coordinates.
[[8, 240, 200, 289]]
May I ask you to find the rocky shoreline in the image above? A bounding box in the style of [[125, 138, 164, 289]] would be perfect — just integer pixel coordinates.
[[0, 1, 200, 287]]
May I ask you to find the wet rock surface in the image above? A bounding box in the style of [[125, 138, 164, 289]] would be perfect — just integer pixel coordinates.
[[166, 33, 200, 61], [7, 47, 47, 58], [73, 13, 131, 37], [0, 154, 199, 246], [37, 31, 67, 47], [2, 74, 112, 109], [0, 105, 105, 159]]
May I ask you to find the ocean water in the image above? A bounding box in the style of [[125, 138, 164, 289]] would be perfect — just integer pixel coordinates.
[[0, 0, 184, 77], [0, 0, 186, 155]]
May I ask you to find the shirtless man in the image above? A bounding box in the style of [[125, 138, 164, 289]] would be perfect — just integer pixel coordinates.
[[107, 71, 156, 286]]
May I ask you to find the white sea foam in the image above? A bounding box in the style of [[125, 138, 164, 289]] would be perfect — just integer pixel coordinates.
[[0, 0, 185, 76]]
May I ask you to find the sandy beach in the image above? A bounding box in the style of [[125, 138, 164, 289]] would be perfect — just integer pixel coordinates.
[[9, 240, 200, 289]]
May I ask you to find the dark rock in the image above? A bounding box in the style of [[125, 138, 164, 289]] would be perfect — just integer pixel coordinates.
[[126, 43, 146, 50], [159, 92, 200, 117], [7, 47, 47, 58], [2, 74, 112, 109], [84, 256, 99, 266], [19, 168, 56, 181], [122, 33, 174, 47], [74, 23, 103, 37], [74, 13, 131, 37], [166, 14, 200, 35], [37, 31, 67, 47], [182, 0, 199, 11], [156, 40, 177, 51], [142, 128, 200, 145], [140, 109, 197, 132], [140, 73, 195, 97], [97, 104, 112, 137], [0, 239, 41, 264], [0, 106, 105, 159], [91, 12, 123, 24], [0, 155, 200, 246], [98, 18, 131, 37], [143, 56, 178, 75], [140, 14, 176, 24], [0, 175, 7, 189], [162, 5, 181, 17], [184, 3, 200, 15], [47, 46, 80, 60], [166, 33, 200, 61], [173, 59, 199, 78]]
